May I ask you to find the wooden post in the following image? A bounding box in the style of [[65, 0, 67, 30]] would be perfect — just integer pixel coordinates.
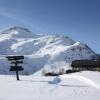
[[15, 62, 19, 80], [16, 68, 19, 80]]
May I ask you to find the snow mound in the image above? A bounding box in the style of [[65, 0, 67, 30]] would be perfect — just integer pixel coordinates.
[[48, 76, 61, 84]]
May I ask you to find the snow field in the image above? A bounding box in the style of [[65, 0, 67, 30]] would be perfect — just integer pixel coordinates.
[[0, 71, 100, 100]]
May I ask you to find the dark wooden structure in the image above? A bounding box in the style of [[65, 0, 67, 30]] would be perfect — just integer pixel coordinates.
[[71, 60, 100, 72], [44, 72, 59, 76], [6, 55, 24, 80]]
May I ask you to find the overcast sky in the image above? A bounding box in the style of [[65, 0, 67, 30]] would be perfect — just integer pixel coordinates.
[[0, 0, 100, 53]]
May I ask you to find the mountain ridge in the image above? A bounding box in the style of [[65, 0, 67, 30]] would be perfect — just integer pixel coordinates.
[[0, 26, 99, 75]]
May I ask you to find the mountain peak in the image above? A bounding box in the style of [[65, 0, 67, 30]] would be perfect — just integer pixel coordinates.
[[2, 26, 31, 34], [0, 26, 40, 38], [8, 26, 31, 33]]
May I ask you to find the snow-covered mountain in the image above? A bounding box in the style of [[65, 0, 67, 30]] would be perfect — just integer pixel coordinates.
[[0, 26, 98, 75]]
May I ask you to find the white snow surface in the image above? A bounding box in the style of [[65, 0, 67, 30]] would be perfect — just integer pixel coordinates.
[[0, 71, 100, 100], [0, 26, 99, 100], [0, 26, 98, 74]]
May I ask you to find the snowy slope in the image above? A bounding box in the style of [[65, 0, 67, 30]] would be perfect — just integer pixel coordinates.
[[0, 26, 98, 75], [0, 71, 100, 100]]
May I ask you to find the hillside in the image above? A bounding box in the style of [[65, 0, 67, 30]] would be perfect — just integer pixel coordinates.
[[0, 26, 98, 75]]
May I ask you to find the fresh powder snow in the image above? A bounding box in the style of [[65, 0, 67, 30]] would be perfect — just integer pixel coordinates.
[[0, 71, 100, 100]]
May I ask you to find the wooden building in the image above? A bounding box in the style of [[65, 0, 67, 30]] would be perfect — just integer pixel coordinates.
[[71, 60, 100, 72]]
